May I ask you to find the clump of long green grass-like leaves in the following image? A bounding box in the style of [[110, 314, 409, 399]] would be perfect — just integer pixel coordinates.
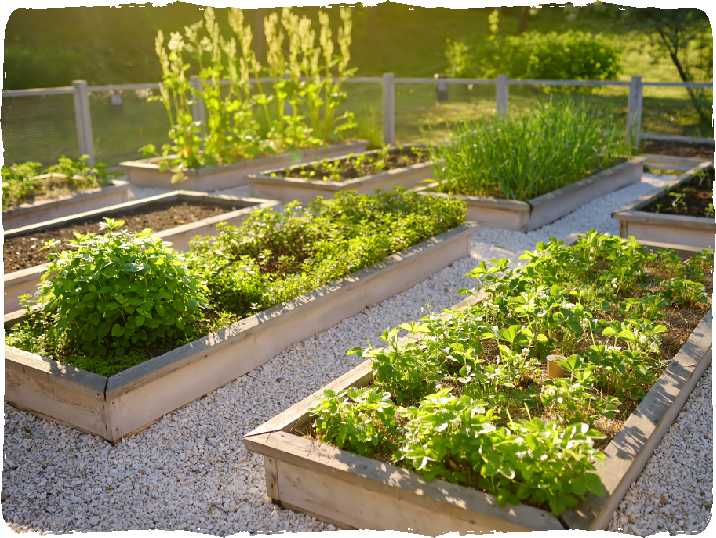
[[425, 99, 630, 200]]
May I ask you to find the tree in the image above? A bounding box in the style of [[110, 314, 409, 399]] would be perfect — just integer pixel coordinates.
[[573, 4, 713, 126]]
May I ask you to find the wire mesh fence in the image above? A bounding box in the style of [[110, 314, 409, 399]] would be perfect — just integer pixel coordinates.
[[641, 85, 714, 139], [1, 93, 80, 167], [2, 76, 712, 169], [88, 88, 172, 167], [395, 82, 497, 145]]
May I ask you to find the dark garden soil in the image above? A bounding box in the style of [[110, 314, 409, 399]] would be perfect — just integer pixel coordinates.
[[275, 148, 428, 182], [642, 140, 715, 159], [643, 166, 714, 218], [4, 200, 236, 273]]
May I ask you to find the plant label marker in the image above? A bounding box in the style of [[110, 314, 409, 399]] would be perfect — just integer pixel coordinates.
[[547, 355, 567, 379]]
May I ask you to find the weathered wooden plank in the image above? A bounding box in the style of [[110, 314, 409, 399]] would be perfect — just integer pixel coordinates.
[[247, 432, 563, 532], [2, 180, 130, 230], [121, 141, 368, 190]]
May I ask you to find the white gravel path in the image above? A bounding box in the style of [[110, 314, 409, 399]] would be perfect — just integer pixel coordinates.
[[2, 173, 712, 535]]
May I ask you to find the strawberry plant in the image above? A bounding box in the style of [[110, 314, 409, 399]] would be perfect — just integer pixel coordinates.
[[307, 231, 713, 516]]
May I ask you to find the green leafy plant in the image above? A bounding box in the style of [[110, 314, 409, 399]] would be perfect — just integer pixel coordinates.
[[190, 188, 466, 318], [30, 218, 207, 357], [2, 156, 109, 210], [307, 231, 713, 516], [280, 146, 428, 183]]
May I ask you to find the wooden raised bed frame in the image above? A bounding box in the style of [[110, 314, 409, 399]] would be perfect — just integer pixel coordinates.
[[120, 140, 368, 191], [4, 222, 476, 443], [415, 157, 646, 232], [244, 236, 712, 534], [612, 162, 715, 250], [3, 191, 279, 313], [247, 145, 434, 204], [2, 178, 131, 230]]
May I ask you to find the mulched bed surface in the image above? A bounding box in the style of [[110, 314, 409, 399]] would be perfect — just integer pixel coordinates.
[[642, 167, 714, 217], [275, 148, 427, 181], [4, 201, 235, 273], [642, 140, 715, 159]]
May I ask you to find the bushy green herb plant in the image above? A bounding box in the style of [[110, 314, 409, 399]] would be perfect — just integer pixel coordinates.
[[424, 99, 629, 200], [18, 218, 207, 358], [308, 231, 713, 515], [190, 188, 466, 318]]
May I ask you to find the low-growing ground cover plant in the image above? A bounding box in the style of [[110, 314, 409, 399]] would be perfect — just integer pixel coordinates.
[[2, 155, 110, 210], [6, 188, 466, 377], [303, 232, 713, 516], [646, 165, 714, 217], [424, 99, 630, 200], [269, 145, 429, 182]]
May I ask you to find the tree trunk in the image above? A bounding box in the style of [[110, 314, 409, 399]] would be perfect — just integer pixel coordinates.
[[657, 27, 710, 125], [366, 6, 377, 43], [517, 6, 529, 34]]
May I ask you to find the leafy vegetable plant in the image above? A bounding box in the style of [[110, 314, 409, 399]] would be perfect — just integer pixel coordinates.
[[307, 231, 713, 516], [2, 155, 109, 210], [272, 146, 429, 183]]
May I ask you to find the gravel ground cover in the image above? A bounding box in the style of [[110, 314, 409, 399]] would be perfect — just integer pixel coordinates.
[[2, 173, 712, 535]]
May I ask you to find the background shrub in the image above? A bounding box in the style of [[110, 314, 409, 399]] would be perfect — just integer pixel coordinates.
[[447, 30, 622, 89]]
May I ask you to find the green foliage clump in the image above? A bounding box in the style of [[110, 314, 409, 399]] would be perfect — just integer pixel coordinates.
[[424, 99, 629, 200], [8, 218, 207, 363], [190, 188, 466, 318], [7, 189, 465, 376], [486, 30, 621, 86], [309, 231, 713, 515], [2, 155, 110, 210], [446, 10, 621, 89]]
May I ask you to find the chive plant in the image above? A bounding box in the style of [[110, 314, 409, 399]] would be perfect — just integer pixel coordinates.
[[425, 99, 629, 200]]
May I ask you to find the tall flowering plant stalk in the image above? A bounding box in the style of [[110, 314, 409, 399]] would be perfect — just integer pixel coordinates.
[[142, 7, 356, 182]]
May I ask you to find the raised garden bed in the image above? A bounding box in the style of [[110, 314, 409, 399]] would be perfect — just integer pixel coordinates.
[[416, 157, 645, 232], [613, 162, 715, 250], [2, 178, 131, 230], [641, 139, 715, 161], [3, 192, 278, 313], [245, 233, 713, 533], [121, 141, 368, 191], [248, 146, 434, 204], [4, 191, 474, 442]]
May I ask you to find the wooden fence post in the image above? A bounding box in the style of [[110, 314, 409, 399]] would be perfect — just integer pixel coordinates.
[[190, 75, 206, 141], [496, 74, 509, 118], [72, 80, 95, 165], [627, 75, 643, 153], [383, 72, 396, 146]]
